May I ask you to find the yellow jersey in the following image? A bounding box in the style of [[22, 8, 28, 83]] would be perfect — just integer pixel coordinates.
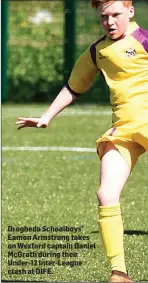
[[66, 21, 148, 128]]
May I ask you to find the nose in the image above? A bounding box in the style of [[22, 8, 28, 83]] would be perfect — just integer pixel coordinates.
[[108, 16, 114, 26]]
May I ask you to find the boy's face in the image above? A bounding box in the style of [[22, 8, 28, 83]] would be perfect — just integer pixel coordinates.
[[98, 1, 135, 40]]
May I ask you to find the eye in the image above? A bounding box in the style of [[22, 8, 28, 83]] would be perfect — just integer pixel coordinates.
[[101, 14, 108, 19], [113, 13, 120, 17]]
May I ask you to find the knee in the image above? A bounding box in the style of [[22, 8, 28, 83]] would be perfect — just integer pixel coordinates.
[[96, 187, 120, 206]]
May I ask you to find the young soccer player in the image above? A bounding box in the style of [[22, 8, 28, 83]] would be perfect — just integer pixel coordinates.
[[16, 0, 148, 281]]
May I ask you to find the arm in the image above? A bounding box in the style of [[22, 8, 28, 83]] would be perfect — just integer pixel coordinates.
[[39, 86, 78, 125], [16, 47, 98, 129], [16, 86, 78, 129]]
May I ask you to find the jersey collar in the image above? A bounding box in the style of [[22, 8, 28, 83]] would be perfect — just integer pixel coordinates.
[[125, 21, 139, 36]]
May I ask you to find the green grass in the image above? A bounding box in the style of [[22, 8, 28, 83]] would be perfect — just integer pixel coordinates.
[[2, 104, 148, 282]]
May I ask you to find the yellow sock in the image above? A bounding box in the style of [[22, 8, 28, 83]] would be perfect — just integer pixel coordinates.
[[98, 204, 126, 274]]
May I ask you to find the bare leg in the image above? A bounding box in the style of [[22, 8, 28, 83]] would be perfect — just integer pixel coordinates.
[[97, 142, 130, 205], [97, 142, 131, 276]]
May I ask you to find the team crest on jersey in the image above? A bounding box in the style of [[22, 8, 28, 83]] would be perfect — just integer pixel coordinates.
[[126, 48, 136, 57]]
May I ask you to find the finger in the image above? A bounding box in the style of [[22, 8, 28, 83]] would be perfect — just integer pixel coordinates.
[[17, 124, 26, 130], [37, 123, 47, 128], [17, 117, 39, 123], [16, 121, 27, 125], [17, 117, 30, 121], [28, 118, 40, 123], [36, 123, 42, 128]]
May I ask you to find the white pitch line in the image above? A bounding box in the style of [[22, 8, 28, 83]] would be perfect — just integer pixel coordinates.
[[2, 146, 96, 153], [2, 109, 111, 118], [60, 110, 111, 116]]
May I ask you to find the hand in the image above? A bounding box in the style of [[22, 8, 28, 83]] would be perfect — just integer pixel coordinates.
[[15, 117, 49, 130]]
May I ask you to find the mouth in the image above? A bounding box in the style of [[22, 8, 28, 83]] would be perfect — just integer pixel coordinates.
[[109, 27, 114, 30], [108, 29, 117, 36], [108, 28, 116, 32]]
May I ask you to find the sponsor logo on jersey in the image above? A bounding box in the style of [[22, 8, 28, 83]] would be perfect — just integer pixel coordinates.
[[126, 48, 136, 57]]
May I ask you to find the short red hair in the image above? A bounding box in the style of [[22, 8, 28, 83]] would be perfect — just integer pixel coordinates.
[[91, 0, 133, 9]]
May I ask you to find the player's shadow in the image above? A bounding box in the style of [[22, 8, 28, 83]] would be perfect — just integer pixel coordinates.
[[91, 230, 148, 235]]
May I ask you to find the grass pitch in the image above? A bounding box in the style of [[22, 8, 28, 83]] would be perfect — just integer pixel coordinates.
[[2, 104, 148, 282]]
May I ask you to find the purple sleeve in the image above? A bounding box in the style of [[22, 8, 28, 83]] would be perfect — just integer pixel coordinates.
[[131, 27, 148, 53]]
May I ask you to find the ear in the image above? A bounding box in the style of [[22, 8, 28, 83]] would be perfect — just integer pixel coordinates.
[[128, 6, 135, 19]]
